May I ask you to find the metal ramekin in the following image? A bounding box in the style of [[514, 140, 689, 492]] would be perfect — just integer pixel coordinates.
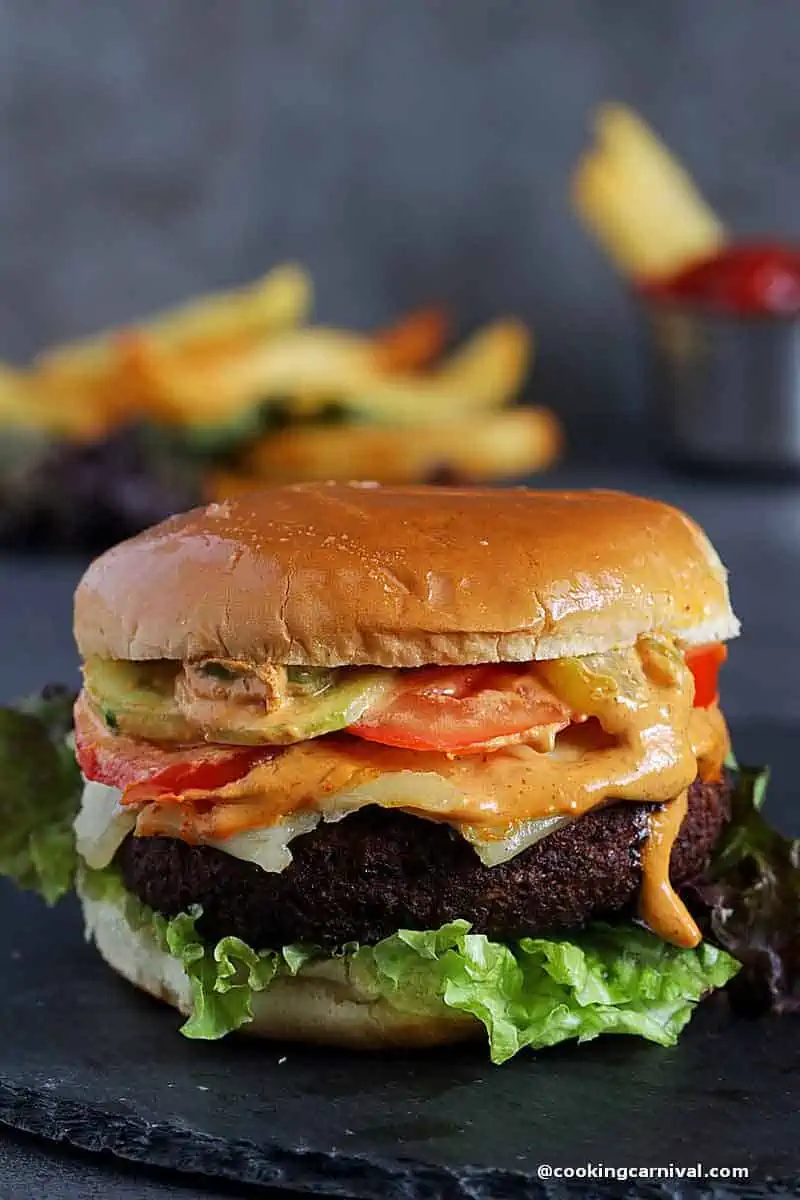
[[644, 297, 800, 471]]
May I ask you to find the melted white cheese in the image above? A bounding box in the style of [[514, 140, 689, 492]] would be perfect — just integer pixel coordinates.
[[73, 775, 572, 873]]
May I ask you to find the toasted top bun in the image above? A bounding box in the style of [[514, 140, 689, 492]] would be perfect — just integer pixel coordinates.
[[74, 482, 739, 668]]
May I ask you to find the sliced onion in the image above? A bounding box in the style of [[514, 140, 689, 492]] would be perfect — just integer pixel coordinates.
[[318, 773, 575, 867], [462, 813, 574, 867], [207, 812, 321, 873], [317, 769, 468, 820], [73, 766, 576, 878], [74, 779, 136, 869], [205, 777, 575, 873], [74, 774, 324, 875]]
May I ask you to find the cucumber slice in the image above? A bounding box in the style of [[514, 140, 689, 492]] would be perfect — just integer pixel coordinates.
[[224, 670, 392, 745], [83, 658, 192, 740], [82, 658, 394, 746]]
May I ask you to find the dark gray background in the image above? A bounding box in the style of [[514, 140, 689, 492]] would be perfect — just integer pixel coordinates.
[[2, 7, 800, 1193], [3, 0, 800, 427]]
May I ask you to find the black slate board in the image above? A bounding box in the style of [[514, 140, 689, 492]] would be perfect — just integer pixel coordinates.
[[1, 721, 798, 1199]]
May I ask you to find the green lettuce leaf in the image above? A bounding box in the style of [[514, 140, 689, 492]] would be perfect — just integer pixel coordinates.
[[352, 920, 739, 1063], [164, 910, 280, 1039], [692, 762, 800, 1014], [82, 865, 739, 1059], [0, 686, 81, 903], [81, 862, 319, 1040]]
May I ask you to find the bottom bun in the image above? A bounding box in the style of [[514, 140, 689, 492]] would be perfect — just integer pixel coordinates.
[[79, 886, 481, 1050]]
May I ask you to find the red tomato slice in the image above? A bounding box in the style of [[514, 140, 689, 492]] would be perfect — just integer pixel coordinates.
[[73, 693, 271, 793], [348, 665, 571, 754], [685, 643, 727, 708]]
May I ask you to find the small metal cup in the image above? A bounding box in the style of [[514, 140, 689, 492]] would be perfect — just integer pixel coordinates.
[[644, 298, 800, 471]]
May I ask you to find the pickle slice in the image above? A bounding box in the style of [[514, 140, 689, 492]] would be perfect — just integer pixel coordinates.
[[82, 655, 395, 746], [538, 636, 689, 732], [82, 657, 191, 740], [538, 646, 647, 716]]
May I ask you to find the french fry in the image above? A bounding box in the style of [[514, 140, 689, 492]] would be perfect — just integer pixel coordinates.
[[126, 315, 531, 431], [15, 264, 313, 440], [340, 318, 533, 425], [0, 364, 111, 440], [5, 254, 543, 495], [120, 327, 379, 427], [571, 103, 725, 281], [372, 306, 449, 373], [433, 318, 531, 403], [35, 263, 312, 377], [0, 366, 39, 427], [231, 407, 560, 486]]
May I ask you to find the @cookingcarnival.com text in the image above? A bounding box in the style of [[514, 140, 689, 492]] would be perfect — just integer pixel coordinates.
[[536, 1162, 749, 1183]]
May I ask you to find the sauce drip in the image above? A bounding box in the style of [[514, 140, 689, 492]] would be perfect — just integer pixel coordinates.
[[639, 791, 701, 947]]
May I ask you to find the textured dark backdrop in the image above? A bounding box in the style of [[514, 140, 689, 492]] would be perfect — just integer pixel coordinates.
[[2, 0, 799, 425]]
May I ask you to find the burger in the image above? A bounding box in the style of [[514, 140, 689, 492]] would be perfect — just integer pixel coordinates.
[[47, 481, 758, 1061]]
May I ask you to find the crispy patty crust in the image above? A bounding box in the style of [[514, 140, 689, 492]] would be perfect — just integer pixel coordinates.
[[119, 775, 730, 949]]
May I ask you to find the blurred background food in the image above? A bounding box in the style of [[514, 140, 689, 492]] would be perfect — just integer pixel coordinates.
[[2, 0, 800, 547], [571, 105, 725, 285], [571, 102, 800, 470], [0, 263, 558, 546]]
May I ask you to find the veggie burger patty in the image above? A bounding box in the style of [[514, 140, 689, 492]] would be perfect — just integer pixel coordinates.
[[120, 774, 731, 950]]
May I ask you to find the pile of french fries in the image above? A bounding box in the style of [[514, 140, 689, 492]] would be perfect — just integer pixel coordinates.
[[0, 264, 560, 490], [571, 104, 726, 282]]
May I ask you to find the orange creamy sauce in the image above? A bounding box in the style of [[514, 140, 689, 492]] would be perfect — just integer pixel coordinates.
[[123, 656, 728, 948], [640, 791, 701, 948]]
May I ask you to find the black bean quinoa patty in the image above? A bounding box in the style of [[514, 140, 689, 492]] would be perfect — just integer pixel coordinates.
[[119, 775, 731, 949]]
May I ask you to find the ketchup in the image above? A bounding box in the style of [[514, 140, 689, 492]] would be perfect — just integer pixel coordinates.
[[643, 242, 800, 315]]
